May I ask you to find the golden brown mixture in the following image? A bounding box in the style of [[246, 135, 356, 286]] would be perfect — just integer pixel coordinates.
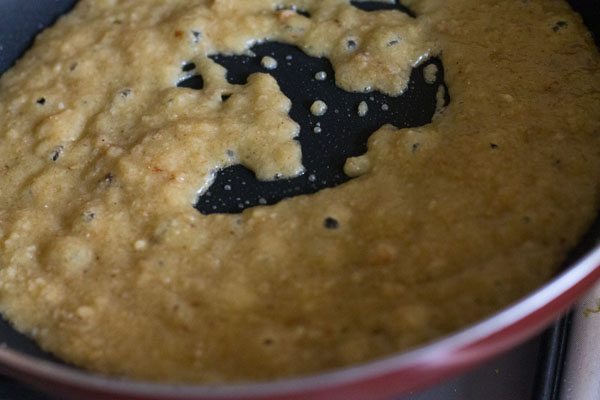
[[0, 0, 599, 383]]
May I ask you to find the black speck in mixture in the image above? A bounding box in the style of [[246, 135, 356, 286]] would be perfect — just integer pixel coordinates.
[[182, 62, 196, 72], [50, 145, 63, 161], [324, 217, 340, 230], [177, 74, 204, 90], [553, 21, 568, 32], [346, 39, 358, 51], [192, 30, 202, 43], [104, 172, 114, 184]]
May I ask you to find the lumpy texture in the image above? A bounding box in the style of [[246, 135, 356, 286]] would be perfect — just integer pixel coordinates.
[[0, 0, 599, 383]]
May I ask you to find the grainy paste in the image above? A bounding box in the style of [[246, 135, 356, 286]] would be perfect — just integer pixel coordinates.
[[0, 0, 599, 383]]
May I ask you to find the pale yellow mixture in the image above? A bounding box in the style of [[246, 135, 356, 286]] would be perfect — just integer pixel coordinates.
[[0, 0, 599, 383]]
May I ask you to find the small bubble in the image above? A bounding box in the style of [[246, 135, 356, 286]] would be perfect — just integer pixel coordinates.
[[308, 174, 317, 182], [310, 100, 328, 116], [224, 185, 232, 191], [381, 104, 389, 111], [358, 101, 369, 117], [423, 64, 439, 85], [315, 71, 327, 81], [261, 56, 278, 70]]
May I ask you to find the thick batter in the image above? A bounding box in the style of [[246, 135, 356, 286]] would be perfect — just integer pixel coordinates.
[[0, 0, 599, 383]]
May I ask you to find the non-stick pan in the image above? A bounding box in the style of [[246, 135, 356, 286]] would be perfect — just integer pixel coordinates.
[[0, 1, 599, 399]]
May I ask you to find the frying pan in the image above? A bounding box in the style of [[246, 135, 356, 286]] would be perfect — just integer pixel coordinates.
[[0, 1, 599, 399]]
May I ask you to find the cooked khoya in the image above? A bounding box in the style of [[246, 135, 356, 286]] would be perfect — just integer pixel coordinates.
[[0, 0, 599, 383]]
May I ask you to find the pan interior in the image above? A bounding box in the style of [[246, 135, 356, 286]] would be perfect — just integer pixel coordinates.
[[0, 0, 598, 385]]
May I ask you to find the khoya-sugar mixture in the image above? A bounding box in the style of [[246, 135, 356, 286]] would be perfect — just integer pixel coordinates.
[[0, 0, 599, 383]]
